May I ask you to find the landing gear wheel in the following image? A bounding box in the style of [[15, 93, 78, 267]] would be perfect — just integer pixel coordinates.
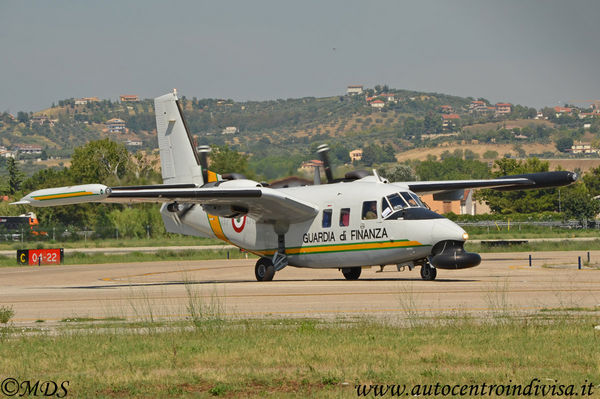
[[420, 263, 437, 281], [342, 267, 361, 280], [255, 258, 275, 281]]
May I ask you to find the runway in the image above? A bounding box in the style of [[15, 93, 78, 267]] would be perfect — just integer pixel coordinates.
[[2, 251, 600, 323]]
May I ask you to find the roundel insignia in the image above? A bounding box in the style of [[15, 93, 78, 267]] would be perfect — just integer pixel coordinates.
[[232, 216, 247, 233]]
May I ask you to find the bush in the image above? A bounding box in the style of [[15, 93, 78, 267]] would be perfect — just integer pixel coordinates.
[[0, 305, 14, 324]]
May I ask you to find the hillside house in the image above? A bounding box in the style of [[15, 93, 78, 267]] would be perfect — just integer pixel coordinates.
[[120, 95, 139, 102], [569, 143, 597, 154], [440, 105, 454, 114], [469, 100, 488, 113], [30, 115, 55, 127], [554, 106, 573, 117], [370, 100, 385, 109], [75, 97, 99, 105], [349, 149, 363, 162], [441, 114, 460, 129], [15, 144, 43, 155], [346, 85, 364, 95], [495, 103, 512, 115], [421, 189, 490, 216], [105, 118, 126, 133], [222, 126, 238, 135], [299, 160, 324, 174], [124, 139, 142, 147]]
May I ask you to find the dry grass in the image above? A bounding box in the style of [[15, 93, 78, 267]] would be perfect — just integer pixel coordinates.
[[0, 313, 597, 397]]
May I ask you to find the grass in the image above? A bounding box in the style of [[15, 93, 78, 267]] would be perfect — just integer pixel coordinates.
[[463, 225, 600, 239], [0, 315, 598, 397], [0, 249, 255, 267], [466, 239, 600, 253], [0, 235, 222, 251]]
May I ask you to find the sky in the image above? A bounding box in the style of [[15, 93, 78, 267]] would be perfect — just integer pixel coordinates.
[[1, 0, 600, 113]]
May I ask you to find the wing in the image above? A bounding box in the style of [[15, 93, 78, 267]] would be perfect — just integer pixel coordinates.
[[13, 183, 318, 225], [396, 171, 578, 195]]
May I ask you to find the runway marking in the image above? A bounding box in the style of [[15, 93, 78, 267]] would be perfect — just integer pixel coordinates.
[[100, 264, 245, 281]]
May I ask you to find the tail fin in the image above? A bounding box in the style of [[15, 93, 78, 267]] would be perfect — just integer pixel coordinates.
[[154, 90, 204, 185]]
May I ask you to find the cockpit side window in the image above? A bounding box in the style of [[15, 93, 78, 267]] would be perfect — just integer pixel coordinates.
[[387, 193, 407, 209], [322, 209, 332, 228], [401, 192, 418, 207], [339, 208, 350, 227], [409, 193, 425, 207], [362, 201, 378, 220]]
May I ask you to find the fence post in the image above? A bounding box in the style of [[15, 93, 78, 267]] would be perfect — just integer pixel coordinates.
[[587, 251, 591, 263], [529, 254, 532, 267], [578, 256, 582, 270]]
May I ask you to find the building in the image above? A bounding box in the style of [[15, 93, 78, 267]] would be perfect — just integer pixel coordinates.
[[124, 139, 143, 147], [349, 149, 363, 162], [379, 93, 396, 102], [440, 105, 454, 114], [299, 160, 324, 174], [120, 95, 139, 102], [15, 144, 43, 155], [0, 146, 15, 158], [222, 126, 238, 135], [420, 189, 490, 216], [554, 106, 573, 117], [469, 100, 488, 113], [346, 85, 364, 95], [495, 103, 512, 115], [74, 97, 99, 105], [569, 143, 597, 154], [29, 115, 55, 127], [370, 100, 385, 109], [441, 114, 460, 129], [105, 118, 126, 133]]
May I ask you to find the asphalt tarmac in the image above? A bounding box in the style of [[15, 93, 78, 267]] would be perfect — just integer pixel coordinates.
[[2, 251, 599, 324]]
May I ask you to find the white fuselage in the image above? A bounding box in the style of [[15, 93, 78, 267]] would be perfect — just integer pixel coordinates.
[[161, 182, 467, 269]]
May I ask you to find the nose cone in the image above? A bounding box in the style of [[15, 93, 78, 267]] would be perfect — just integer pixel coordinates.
[[431, 218, 467, 244]]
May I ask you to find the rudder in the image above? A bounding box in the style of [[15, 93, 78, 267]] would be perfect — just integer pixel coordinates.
[[154, 90, 204, 185]]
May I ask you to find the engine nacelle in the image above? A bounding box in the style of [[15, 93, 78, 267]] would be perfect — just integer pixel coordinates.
[[202, 204, 248, 218]]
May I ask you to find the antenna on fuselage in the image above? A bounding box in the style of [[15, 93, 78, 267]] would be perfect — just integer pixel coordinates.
[[317, 144, 334, 183]]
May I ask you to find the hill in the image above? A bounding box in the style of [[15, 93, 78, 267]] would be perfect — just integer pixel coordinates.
[[1, 86, 599, 177]]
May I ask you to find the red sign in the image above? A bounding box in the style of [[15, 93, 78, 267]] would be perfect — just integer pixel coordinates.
[[17, 249, 63, 265]]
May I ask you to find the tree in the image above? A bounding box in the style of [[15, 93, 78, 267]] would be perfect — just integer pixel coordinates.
[[583, 166, 600, 197], [555, 137, 573, 152], [476, 158, 558, 214], [6, 158, 24, 195], [17, 111, 29, 124], [209, 145, 253, 178], [70, 139, 130, 184], [561, 183, 600, 224], [379, 165, 417, 182]]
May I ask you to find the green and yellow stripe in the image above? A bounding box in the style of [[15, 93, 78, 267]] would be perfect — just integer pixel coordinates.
[[33, 191, 98, 201], [256, 240, 429, 257]]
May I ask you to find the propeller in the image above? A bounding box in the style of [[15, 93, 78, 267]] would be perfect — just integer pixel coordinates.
[[317, 144, 334, 183]]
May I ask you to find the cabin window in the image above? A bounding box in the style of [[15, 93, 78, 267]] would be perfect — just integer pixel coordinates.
[[362, 201, 378, 220], [322, 209, 332, 228], [339, 208, 350, 227]]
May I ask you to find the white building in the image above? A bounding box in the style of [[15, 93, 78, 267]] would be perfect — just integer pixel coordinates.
[[347, 85, 364, 95]]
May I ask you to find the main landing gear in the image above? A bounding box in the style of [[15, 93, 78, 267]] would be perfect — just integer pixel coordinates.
[[420, 261, 437, 281], [255, 258, 275, 281], [341, 267, 361, 280]]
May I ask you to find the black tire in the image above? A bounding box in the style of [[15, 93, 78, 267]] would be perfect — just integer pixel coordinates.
[[420, 263, 437, 281], [255, 258, 275, 281], [342, 267, 361, 280]]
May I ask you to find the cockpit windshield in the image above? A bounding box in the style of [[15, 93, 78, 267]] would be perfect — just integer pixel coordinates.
[[382, 191, 425, 219]]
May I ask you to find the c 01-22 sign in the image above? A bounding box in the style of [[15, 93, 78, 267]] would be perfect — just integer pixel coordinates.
[[17, 248, 64, 265]]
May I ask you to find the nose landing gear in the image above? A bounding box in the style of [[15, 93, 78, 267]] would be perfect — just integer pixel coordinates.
[[420, 261, 437, 281]]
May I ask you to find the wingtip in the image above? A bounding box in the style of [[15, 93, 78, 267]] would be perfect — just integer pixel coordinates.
[[9, 201, 29, 206]]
